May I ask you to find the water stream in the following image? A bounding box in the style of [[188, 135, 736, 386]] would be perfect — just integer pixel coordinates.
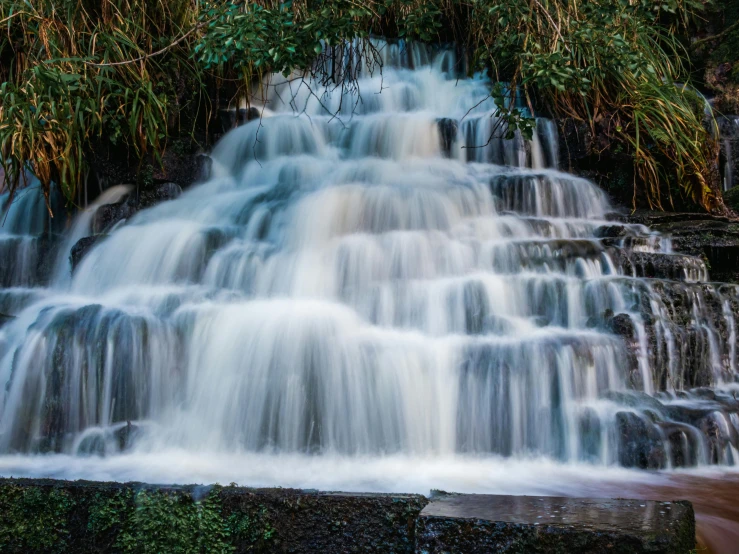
[[1, 40, 739, 551]]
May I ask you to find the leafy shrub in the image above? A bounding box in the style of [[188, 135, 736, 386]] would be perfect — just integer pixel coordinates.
[[0, 0, 724, 212]]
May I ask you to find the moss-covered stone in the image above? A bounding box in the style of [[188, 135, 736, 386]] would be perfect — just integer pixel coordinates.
[[0, 479, 428, 553], [0, 479, 696, 554], [0, 484, 76, 553]]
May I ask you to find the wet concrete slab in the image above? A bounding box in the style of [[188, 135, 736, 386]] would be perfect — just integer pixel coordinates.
[[416, 492, 695, 553]]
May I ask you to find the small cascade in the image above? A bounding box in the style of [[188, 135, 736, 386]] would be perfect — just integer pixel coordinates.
[[0, 177, 63, 289], [726, 137, 735, 191], [720, 115, 739, 191], [1, 40, 739, 475], [535, 118, 559, 169], [51, 185, 133, 287]]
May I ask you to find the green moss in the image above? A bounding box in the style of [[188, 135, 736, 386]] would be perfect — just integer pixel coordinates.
[[87, 489, 134, 549], [88, 486, 241, 553], [0, 484, 75, 553], [116, 487, 233, 554], [723, 185, 739, 212], [0, 482, 287, 553], [169, 138, 193, 158], [226, 505, 276, 549], [708, 1, 739, 82], [138, 163, 155, 188]]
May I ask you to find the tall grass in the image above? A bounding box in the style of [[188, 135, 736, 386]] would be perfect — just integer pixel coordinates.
[[0, 0, 724, 213], [469, 0, 721, 211], [0, 0, 203, 210]]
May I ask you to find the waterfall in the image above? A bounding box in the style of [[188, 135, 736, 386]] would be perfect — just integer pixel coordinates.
[[51, 185, 133, 287], [721, 115, 739, 192], [727, 138, 735, 191], [0, 176, 62, 289], [1, 40, 739, 474]]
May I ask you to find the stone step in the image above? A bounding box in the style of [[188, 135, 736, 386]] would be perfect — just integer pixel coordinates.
[[0, 479, 695, 553], [416, 492, 695, 554]]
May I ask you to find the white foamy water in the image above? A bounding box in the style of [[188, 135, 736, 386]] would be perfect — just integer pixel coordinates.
[[1, 40, 739, 486]]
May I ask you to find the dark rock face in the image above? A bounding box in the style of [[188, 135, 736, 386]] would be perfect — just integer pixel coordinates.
[[87, 140, 204, 195], [622, 211, 739, 283], [93, 182, 182, 234], [607, 312, 635, 338], [416, 493, 695, 554], [437, 118, 459, 157], [93, 201, 137, 235], [557, 118, 637, 209], [615, 411, 667, 469], [0, 234, 60, 289], [599, 389, 739, 469], [556, 117, 728, 213], [195, 153, 213, 182], [70, 236, 102, 271], [719, 116, 739, 192], [219, 107, 262, 134]]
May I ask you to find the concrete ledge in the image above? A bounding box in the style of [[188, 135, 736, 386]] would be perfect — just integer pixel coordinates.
[[0, 478, 426, 553], [0, 478, 694, 553], [417, 492, 695, 554]]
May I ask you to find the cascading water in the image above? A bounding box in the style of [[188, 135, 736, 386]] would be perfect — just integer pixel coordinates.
[[2, 41, 739, 489], [721, 115, 739, 191]]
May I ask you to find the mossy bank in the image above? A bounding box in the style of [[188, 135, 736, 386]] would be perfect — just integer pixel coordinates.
[[0, 478, 426, 553]]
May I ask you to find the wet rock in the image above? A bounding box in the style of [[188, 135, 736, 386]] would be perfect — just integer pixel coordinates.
[[437, 118, 459, 157], [219, 108, 239, 133], [698, 413, 733, 465], [594, 224, 628, 239], [556, 118, 638, 209], [416, 492, 695, 554], [219, 107, 261, 132], [616, 411, 667, 469], [626, 252, 707, 281], [136, 181, 182, 209], [240, 106, 261, 124], [621, 210, 739, 283], [75, 422, 142, 457], [93, 182, 182, 234], [70, 236, 102, 271], [93, 200, 136, 234], [195, 153, 213, 182], [114, 421, 141, 451], [665, 425, 699, 468], [608, 313, 635, 338]]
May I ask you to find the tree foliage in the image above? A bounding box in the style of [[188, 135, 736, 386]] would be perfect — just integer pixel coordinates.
[[469, 0, 721, 210], [0, 0, 203, 210], [0, 0, 724, 213]]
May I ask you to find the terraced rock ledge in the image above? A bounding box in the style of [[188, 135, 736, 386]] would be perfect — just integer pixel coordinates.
[[0, 478, 694, 553]]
